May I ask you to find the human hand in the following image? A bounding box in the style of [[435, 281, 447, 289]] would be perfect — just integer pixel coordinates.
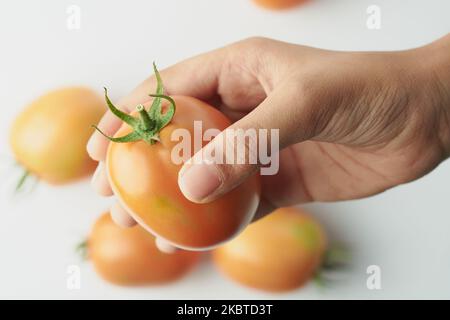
[[87, 35, 450, 243]]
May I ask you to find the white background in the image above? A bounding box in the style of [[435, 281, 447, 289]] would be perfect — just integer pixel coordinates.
[[0, 0, 449, 299]]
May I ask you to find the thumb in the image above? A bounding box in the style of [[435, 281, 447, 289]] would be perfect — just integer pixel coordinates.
[[178, 86, 313, 203]]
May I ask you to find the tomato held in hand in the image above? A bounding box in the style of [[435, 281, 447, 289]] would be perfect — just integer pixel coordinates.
[[95, 64, 260, 250], [212, 207, 327, 292], [10, 87, 105, 185], [88, 212, 199, 286]]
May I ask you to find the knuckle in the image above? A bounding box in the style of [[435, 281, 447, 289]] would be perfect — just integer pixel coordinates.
[[232, 36, 272, 53]]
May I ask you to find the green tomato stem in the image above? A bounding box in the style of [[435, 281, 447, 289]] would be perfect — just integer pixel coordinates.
[[93, 63, 176, 145], [76, 240, 89, 261], [15, 169, 30, 193], [136, 104, 154, 131]]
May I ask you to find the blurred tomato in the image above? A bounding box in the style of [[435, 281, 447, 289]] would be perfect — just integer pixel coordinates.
[[10, 87, 105, 184], [253, 0, 308, 10], [88, 212, 199, 286], [213, 207, 327, 291]]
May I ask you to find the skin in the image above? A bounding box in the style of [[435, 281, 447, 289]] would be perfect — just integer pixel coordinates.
[[88, 213, 199, 286], [107, 96, 260, 249], [10, 87, 105, 184], [87, 35, 450, 249], [212, 207, 327, 292]]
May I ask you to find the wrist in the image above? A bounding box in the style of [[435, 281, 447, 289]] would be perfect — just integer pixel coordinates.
[[417, 34, 450, 155]]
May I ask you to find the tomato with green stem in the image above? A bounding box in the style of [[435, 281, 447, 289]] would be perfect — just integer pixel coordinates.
[[94, 64, 260, 250], [10, 87, 105, 188], [87, 212, 199, 285], [212, 207, 328, 292]]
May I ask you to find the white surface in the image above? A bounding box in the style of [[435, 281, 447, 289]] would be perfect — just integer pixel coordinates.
[[0, 0, 449, 299]]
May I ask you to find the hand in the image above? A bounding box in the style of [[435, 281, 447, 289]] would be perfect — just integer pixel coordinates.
[[87, 36, 450, 240]]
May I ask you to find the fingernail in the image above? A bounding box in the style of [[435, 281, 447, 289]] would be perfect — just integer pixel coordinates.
[[178, 162, 222, 202], [91, 163, 102, 187], [86, 134, 97, 158], [155, 237, 177, 254], [87, 131, 108, 162]]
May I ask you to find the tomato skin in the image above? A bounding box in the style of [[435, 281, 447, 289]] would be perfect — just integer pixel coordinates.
[[212, 207, 327, 292], [9, 87, 105, 184], [252, 0, 307, 10], [107, 96, 260, 250], [89, 213, 199, 286]]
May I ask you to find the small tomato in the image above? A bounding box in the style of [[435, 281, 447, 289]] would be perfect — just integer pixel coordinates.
[[10, 87, 105, 185], [212, 207, 327, 292], [252, 0, 308, 10], [88, 212, 199, 286]]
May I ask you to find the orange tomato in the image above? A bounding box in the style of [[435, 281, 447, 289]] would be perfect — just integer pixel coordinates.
[[10, 87, 105, 184], [252, 0, 308, 10], [212, 207, 327, 292], [88, 212, 199, 286], [107, 96, 260, 249], [98, 65, 260, 250]]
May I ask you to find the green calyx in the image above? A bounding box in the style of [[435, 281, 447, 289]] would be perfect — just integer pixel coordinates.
[[93, 62, 176, 145], [15, 169, 30, 192], [76, 240, 89, 261]]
